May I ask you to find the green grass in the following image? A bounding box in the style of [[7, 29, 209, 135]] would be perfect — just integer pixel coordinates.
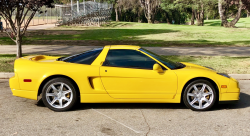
[[0, 54, 16, 72], [1, 18, 250, 46], [166, 56, 250, 74], [1, 54, 250, 74]]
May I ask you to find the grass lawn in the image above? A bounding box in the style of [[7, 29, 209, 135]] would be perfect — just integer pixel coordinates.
[[1, 54, 250, 74], [0, 54, 16, 72], [0, 18, 250, 47]]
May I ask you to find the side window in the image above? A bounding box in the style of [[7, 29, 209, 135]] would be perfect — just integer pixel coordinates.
[[64, 48, 103, 65], [103, 49, 157, 70]]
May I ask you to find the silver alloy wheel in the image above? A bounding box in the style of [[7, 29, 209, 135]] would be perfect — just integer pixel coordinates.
[[45, 82, 73, 109], [186, 83, 214, 109]]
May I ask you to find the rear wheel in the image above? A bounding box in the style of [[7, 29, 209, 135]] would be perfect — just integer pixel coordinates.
[[183, 80, 217, 111], [42, 78, 78, 112]]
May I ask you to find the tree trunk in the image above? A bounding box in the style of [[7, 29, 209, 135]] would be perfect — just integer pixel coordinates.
[[16, 26, 22, 58], [115, 7, 119, 22], [195, 9, 204, 26], [147, 6, 152, 23], [219, 0, 243, 27], [191, 9, 195, 25], [165, 12, 171, 24], [218, 0, 229, 26], [247, 10, 250, 18]]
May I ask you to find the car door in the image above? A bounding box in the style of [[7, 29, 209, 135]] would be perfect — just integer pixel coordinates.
[[100, 49, 177, 99]]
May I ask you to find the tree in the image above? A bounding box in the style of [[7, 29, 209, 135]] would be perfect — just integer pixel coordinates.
[[161, 0, 217, 26], [103, 0, 119, 21], [117, 0, 143, 22], [161, 0, 189, 24], [0, 0, 54, 58], [139, 0, 161, 23], [218, 0, 250, 27]]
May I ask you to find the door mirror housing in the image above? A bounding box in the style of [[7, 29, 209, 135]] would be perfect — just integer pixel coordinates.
[[153, 64, 164, 73]]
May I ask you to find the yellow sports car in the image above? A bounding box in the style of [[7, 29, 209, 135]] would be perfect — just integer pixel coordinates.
[[9, 45, 240, 111]]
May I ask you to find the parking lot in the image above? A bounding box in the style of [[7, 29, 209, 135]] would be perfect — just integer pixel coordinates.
[[0, 79, 250, 136]]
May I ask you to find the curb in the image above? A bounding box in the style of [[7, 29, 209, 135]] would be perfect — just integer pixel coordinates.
[[0, 73, 250, 80], [229, 74, 250, 80], [0, 73, 14, 79]]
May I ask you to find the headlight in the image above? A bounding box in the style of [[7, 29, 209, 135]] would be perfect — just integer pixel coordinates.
[[205, 66, 215, 71], [217, 73, 230, 78]]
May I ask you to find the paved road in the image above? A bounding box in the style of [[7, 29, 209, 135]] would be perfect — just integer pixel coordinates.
[[26, 24, 56, 31], [0, 79, 249, 136], [1, 45, 250, 56]]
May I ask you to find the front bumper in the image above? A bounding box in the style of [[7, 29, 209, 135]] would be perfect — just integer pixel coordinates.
[[219, 78, 240, 102]]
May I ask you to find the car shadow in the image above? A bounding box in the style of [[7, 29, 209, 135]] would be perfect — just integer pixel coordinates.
[[36, 92, 250, 111], [212, 92, 250, 111]]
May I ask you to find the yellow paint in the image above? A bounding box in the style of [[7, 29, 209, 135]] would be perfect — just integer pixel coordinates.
[[9, 45, 240, 104], [11, 89, 37, 100], [220, 93, 240, 101]]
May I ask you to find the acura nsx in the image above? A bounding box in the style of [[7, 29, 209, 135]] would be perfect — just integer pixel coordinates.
[[9, 45, 240, 111]]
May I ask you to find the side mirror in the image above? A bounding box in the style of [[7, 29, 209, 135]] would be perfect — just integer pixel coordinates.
[[153, 63, 163, 73]]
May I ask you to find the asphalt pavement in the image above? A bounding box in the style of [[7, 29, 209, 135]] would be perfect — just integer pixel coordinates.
[[1, 45, 250, 56], [0, 79, 250, 136]]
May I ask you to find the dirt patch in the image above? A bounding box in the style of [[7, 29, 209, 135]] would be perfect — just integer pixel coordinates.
[[25, 30, 84, 37], [238, 61, 250, 66], [0, 30, 83, 38], [23, 40, 240, 47]]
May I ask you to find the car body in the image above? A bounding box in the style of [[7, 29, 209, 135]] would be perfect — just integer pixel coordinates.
[[9, 45, 240, 111]]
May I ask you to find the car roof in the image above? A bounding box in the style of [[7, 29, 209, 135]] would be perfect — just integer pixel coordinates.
[[105, 45, 141, 50]]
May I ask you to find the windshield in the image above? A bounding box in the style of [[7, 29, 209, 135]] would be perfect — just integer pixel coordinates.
[[139, 48, 185, 69]]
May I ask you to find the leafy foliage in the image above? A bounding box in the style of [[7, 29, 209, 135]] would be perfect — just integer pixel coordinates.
[[0, 0, 54, 57]]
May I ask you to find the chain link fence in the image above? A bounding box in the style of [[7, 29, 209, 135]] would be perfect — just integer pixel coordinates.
[[55, 1, 113, 26], [1, 1, 112, 29], [1, 7, 58, 28]]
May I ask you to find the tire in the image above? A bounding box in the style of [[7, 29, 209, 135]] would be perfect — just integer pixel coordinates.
[[183, 80, 217, 111], [42, 78, 78, 112]]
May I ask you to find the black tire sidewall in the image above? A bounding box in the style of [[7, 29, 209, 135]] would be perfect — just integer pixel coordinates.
[[183, 80, 217, 111], [42, 78, 78, 112]]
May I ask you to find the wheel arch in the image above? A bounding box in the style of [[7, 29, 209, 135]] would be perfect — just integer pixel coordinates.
[[180, 77, 220, 103], [38, 75, 80, 97]]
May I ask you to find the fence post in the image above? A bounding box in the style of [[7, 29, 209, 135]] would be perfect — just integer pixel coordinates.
[[98, 17, 100, 27], [51, 8, 52, 23], [77, 0, 80, 14], [46, 7, 48, 24], [0, 17, 3, 32], [33, 12, 34, 25], [56, 7, 58, 24], [84, 0, 86, 15]]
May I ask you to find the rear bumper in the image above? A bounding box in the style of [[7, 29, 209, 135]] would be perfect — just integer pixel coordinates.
[[11, 89, 37, 100], [10, 74, 37, 100]]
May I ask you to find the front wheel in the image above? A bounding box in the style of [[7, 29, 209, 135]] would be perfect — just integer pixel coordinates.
[[183, 80, 217, 111], [42, 78, 78, 112]]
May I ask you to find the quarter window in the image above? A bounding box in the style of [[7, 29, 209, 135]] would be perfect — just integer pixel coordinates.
[[103, 49, 157, 69], [63, 48, 103, 65]]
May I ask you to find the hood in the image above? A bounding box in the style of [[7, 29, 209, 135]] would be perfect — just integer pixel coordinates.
[[180, 62, 216, 72]]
